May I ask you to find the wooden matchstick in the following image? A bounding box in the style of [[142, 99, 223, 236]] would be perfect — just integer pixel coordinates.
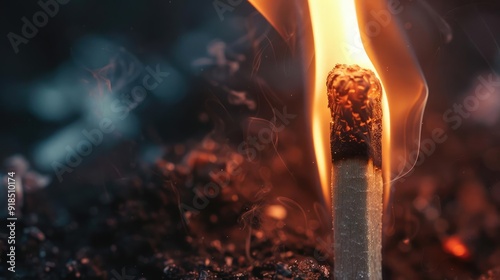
[[327, 64, 383, 280]]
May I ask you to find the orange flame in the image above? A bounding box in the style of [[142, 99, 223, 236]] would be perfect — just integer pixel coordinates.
[[250, 0, 427, 206]]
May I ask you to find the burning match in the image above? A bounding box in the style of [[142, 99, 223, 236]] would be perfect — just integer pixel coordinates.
[[327, 64, 383, 279]]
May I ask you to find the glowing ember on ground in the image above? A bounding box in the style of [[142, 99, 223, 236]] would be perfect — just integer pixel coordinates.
[[443, 236, 470, 259]]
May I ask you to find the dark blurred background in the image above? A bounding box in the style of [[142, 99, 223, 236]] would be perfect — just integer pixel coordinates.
[[0, 0, 307, 185], [1, 0, 500, 279]]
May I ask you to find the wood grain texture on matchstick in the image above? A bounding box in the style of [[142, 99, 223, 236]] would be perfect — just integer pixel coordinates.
[[333, 159, 382, 279], [327, 64, 383, 280]]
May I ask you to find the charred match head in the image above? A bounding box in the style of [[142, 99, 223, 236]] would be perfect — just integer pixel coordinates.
[[326, 64, 382, 168]]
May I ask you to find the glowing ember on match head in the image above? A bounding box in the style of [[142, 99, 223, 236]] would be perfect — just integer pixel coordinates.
[[327, 64, 382, 168]]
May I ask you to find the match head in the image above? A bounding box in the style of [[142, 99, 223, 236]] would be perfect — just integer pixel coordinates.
[[326, 64, 382, 167]]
